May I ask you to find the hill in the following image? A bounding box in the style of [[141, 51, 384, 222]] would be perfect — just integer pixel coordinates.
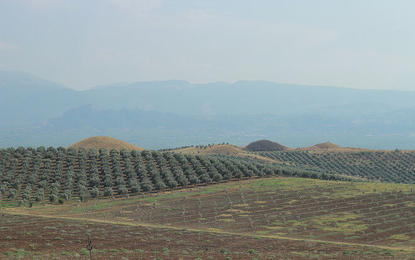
[[256, 149, 415, 183], [173, 144, 279, 163], [174, 144, 243, 155], [67, 136, 145, 151], [299, 141, 371, 153], [244, 140, 290, 152], [313, 141, 342, 149]]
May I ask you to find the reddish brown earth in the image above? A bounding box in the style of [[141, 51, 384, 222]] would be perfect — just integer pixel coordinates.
[[0, 213, 405, 259], [2, 178, 415, 259]]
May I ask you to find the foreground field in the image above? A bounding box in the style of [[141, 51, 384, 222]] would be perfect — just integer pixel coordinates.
[[2, 177, 415, 259]]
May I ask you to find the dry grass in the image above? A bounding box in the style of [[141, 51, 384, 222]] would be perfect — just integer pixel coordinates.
[[67, 136, 145, 151], [295, 142, 374, 154], [313, 141, 343, 149], [174, 144, 276, 162], [175, 144, 243, 155]]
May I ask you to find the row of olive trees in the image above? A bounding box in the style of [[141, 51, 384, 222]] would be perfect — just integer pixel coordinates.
[[0, 158, 17, 197], [121, 149, 141, 194], [111, 149, 128, 195], [100, 148, 114, 197], [35, 158, 52, 201], [173, 153, 200, 185], [49, 149, 66, 202], [132, 150, 153, 192], [163, 153, 188, 187], [21, 153, 42, 202]]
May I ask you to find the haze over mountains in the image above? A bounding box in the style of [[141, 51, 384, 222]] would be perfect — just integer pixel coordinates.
[[1, 71, 414, 149]]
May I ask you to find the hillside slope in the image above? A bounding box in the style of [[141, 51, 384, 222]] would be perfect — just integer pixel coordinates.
[[174, 144, 243, 155], [299, 141, 371, 153], [313, 141, 342, 149], [257, 149, 415, 183]]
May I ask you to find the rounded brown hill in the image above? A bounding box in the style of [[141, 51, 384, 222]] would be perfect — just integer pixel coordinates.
[[312, 142, 342, 149], [244, 140, 290, 152], [68, 136, 145, 151]]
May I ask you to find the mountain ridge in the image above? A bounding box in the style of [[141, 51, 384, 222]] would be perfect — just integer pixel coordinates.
[[2, 71, 415, 149]]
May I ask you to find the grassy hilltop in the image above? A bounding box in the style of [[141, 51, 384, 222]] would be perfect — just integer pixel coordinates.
[[68, 136, 145, 152]]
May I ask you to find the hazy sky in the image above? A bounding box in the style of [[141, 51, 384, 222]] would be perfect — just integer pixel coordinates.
[[1, 0, 415, 91]]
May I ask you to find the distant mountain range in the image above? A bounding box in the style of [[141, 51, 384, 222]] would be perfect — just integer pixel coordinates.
[[1, 71, 414, 149]]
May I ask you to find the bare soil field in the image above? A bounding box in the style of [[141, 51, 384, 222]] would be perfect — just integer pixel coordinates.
[[1, 177, 415, 259]]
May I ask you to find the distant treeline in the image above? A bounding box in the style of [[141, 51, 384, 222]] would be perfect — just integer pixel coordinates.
[[157, 142, 230, 152], [0, 146, 352, 205]]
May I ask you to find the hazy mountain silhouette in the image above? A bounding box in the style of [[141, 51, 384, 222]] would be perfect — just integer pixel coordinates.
[[1, 71, 415, 149]]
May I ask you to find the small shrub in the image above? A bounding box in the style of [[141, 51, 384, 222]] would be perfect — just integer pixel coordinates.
[[79, 248, 89, 255], [248, 249, 257, 255], [220, 248, 230, 254]]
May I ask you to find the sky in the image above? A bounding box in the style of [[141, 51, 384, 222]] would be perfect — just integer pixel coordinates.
[[0, 0, 415, 91]]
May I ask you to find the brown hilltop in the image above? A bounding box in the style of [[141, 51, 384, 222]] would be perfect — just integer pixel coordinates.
[[313, 142, 343, 149], [244, 140, 290, 152], [299, 141, 371, 153], [68, 136, 145, 151]]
